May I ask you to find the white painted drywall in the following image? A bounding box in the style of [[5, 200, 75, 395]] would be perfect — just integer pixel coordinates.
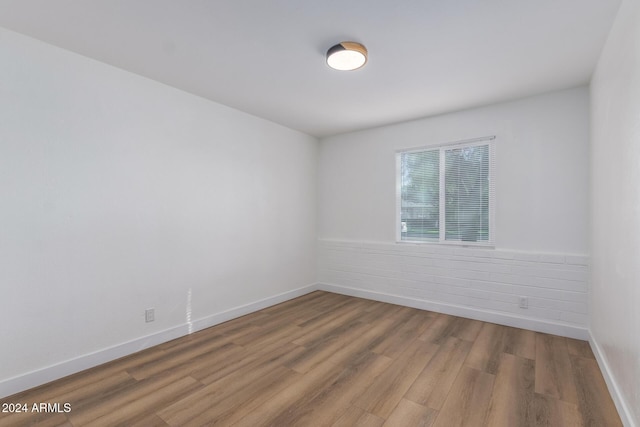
[[0, 27, 318, 393], [590, 0, 640, 425], [318, 87, 590, 254]]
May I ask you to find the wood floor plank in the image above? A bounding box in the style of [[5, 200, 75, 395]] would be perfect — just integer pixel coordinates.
[[372, 310, 435, 359], [451, 317, 484, 342], [128, 413, 170, 427], [331, 407, 385, 427], [0, 291, 622, 427], [570, 354, 623, 426], [293, 300, 366, 337], [190, 337, 301, 384], [465, 322, 508, 374], [1, 348, 152, 407], [81, 376, 201, 426], [258, 290, 326, 314], [356, 301, 404, 325], [290, 292, 353, 319], [0, 370, 135, 420], [418, 314, 482, 344], [354, 339, 439, 419], [295, 297, 368, 330], [69, 374, 202, 426], [296, 292, 350, 313], [418, 314, 458, 344], [363, 299, 390, 312], [159, 366, 301, 426], [484, 353, 535, 426], [0, 411, 71, 427], [207, 311, 271, 336], [45, 372, 138, 417], [197, 342, 304, 388], [323, 307, 422, 368], [157, 344, 309, 425], [566, 338, 595, 359], [535, 334, 578, 404], [228, 356, 346, 427], [286, 320, 371, 374], [431, 366, 495, 427], [127, 335, 239, 380], [290, 308, 365, 349], [533, 393, 583, 427], [156, 321, 224, 351], [502, 325, 537, 360], [228, 320, 301, 347], [405, 336, 472, 410], [143, 341, 245, 381], [237, 299, 319, 332], [383, 398, 438, 427], [255, 350, 392, 426]]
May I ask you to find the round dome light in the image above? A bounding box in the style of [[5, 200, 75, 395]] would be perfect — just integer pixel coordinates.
[[326, 42, 368, 71]]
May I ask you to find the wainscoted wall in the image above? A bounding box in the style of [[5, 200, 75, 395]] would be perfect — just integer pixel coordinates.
[[318, 239, 588, 339], [317, 88, 590, 340]]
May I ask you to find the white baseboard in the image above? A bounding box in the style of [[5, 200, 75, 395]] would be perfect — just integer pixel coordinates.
[[0, 284, 318, 399], [317, 282, 589, 340], [589, 332, 637, 427]]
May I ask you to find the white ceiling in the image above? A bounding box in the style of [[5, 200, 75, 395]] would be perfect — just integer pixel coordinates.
[[0, 0, 621, 137]]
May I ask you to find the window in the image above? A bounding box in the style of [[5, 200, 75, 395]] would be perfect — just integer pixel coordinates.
[[396, 137, 495, 245]]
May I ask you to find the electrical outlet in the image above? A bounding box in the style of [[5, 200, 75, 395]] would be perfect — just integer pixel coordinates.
[[519, 297, 528, 309], [145, 308, 155, 323]]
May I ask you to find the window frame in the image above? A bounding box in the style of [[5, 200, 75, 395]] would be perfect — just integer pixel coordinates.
[[395, 136, 496, 247]]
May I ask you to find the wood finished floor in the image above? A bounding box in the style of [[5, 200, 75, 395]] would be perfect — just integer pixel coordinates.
[[0, 291, 622, 427]]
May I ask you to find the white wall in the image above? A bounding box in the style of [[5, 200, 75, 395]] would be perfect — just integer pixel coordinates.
[[318, 88, 590, 337], [0, 27, 318, 396], [590, 0, 640, 425], [319, 87, 589, 253]]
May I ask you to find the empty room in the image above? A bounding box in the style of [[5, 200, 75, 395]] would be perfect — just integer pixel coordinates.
[[0, 1, 638, 426]]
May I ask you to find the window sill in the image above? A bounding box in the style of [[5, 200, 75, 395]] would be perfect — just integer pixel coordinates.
[[396, 239, 495, 249]]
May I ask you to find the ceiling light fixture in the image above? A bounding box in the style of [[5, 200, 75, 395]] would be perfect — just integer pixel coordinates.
[[326, 41, 368, 71]]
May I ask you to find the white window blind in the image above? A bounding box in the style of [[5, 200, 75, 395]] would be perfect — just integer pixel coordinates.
[[397, 137, 495, 245]]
